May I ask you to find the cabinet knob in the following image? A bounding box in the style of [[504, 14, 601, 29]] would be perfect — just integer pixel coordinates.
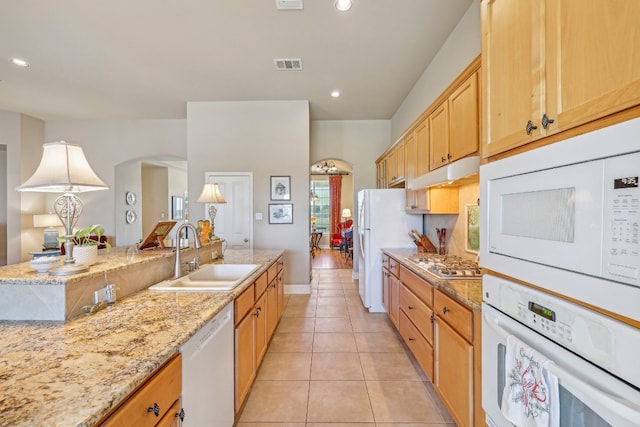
[[255, 307, 261, 318], [148, 403, 160, 417], [441, 156, 446, 163], [408, 305, 415, 310], [541, 113, 555, 129], [447, 153, 452, 160], [442, 307, 450, 315], [175, 408, 185, 421], [525, 120, 538, 135]]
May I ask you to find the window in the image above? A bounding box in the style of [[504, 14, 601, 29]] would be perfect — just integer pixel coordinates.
[[310, 180, 329, 233]]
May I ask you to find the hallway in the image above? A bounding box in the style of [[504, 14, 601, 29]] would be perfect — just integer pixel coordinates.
[[236, 268, 456, 426]]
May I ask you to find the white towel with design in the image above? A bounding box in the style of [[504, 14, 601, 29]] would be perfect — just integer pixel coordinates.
[[501, 335, 559, 427]]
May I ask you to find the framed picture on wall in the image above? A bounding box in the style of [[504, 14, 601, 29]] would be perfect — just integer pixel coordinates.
[[270, 176, 291, 201], [269, 203, 293, 224]]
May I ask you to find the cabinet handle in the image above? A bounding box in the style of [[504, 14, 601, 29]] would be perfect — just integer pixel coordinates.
[[408, 337, 416, 341], [525, 120, 538, 135], [541, 113, 555, 129], [442, 307, 450, 315], [408, 305, 415, 310], [430, 314, 435, 323], [255, 307, 261, 318], [175, 408, 185, 421], [148, 403, 160, 417], [447, 153, 452, 160], [441, 156, 446, 163]]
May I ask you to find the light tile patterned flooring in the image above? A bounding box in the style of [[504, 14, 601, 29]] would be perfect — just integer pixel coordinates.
[[237, 268, 456, 427]]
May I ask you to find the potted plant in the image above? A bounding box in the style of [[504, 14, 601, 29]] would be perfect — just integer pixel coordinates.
[[59, 225, 110, 266]]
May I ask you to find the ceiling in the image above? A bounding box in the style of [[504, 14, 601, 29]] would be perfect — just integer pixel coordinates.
[[0, 0, 472, 121]]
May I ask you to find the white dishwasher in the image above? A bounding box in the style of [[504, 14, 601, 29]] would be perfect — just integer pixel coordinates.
[[180, 303, 234, 427]]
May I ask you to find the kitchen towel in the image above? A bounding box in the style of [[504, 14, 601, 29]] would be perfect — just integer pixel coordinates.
[[501, 335, 559, 427]]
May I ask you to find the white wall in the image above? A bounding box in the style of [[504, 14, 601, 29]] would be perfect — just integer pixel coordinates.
[[44, 119, 187, 239], [391, 2, 481, 141], [187, 101, 310, 286], [114, 160, 142, 247]]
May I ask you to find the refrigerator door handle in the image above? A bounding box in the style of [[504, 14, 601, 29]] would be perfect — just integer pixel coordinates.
[[359, 229, 366, 259]]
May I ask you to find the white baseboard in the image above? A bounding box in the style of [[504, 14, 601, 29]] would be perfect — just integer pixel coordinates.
[[285, 284, 311, 294]]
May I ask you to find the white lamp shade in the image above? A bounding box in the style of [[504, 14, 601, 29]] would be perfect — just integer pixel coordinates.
[[33, 213, 63, 228], [342, 208, 352, 218], [18, 141, 108, 193], [196, 183, 227, 204]]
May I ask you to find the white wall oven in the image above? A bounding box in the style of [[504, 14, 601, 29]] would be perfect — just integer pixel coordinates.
[[482, 275, 640, 427], [480, 117, 640, 322]]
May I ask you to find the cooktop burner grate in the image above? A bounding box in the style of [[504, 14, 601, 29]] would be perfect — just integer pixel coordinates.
[[406, 254, 482, 280]]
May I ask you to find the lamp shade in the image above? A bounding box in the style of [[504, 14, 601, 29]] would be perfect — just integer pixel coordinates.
[[33, 213, 63, 228], [196, 183, 227, 204], [17, 141, 108, 193], [342, 208, 352, 218]]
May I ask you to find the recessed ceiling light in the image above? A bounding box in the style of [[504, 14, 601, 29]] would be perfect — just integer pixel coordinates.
[[335, 0, 352, 11], [10, 58, 29, 67], [331, 90, 340, 98]]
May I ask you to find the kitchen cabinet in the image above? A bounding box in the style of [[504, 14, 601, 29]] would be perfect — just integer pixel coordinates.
[[434, 289, 474, 427], [384, 141, 405, 187], [235, 258, 285, 413], [100, 354, 182, 427], [397, 266, 434, 381], [382, 254, 401, 327], [376, 159, 387, 189], [429, 72, 479, 170], [482, 0, 640, 157]]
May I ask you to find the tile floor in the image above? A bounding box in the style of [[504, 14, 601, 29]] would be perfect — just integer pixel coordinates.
[[236, 269, 456, 427]]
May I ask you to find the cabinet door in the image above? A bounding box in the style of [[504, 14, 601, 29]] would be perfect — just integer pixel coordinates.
[[481, 0, 544, 157], [395, 141, 405, 181], [388, 274, 400, 327], [386, 151, 397, 185], [429, 101, 450, 170], [255, 291, 268, 365], [156, 400, 181, 427], [435, 318, 473, 427], [545, 0, 640, 134], [414, 120, 429, 210], [266, 280, 278, 341], [449, 72, 479, 161], [277, 269, 285, 319], [235, 311, 255, 412], [404, 131, 418, 210], [382, 268, 390, 312]]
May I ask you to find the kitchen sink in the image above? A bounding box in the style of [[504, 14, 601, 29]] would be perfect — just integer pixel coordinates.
[[148, 263, 260, 292]]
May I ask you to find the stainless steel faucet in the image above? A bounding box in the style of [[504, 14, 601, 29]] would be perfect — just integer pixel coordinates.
[[173, 222, 202, 279]]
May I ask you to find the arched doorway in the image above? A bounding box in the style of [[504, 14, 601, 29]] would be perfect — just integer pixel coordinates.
[[310, 159, 353, 269]]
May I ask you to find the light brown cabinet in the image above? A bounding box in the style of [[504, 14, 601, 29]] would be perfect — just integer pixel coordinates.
[[482, 0, 640, 157], [382, 254, 401, 327], [434, 289, 474, 427], [235, 258, 285, 414], [100, 355, 182, 427], [429, 72, 479, 170]]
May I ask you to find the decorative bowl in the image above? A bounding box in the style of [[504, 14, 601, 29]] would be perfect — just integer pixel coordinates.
[[29, 256, 60, 273]]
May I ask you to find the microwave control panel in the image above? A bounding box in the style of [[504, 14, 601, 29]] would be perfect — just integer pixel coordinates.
[[603, 152, 640, 287]]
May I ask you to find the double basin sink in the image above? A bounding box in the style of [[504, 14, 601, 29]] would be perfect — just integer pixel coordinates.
[[149, 263, 260, 292]]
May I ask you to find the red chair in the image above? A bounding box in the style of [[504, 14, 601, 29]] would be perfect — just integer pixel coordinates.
[[331, 220, 353, 249]]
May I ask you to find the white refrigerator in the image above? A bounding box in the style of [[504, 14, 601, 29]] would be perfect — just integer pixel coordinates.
[[357, 189, 422, 312]]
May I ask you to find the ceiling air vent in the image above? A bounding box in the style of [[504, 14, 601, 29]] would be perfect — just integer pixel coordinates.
[[274, 58, 303, 71], [275, 0, 303, 10]]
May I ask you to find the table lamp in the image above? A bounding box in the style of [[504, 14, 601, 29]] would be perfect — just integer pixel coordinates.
[[342, 208, 352, 222], [196, 183, 227, 239], [33, 213, 63, 250], [18, 141, 108, 275]]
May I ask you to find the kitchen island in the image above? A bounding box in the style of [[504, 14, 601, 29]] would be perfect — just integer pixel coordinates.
[[0, 248, 283, 427]]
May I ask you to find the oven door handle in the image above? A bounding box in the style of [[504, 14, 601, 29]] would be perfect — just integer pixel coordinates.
[[483, 311, 640, 425]]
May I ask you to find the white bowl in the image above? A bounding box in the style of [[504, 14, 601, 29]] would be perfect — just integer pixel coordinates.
[[30, 256, 60, 273]]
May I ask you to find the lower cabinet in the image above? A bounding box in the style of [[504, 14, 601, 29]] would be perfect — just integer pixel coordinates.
[[234, 257, 285, 414], [382, 254, 401, 327], [100, 354, 183, 427]]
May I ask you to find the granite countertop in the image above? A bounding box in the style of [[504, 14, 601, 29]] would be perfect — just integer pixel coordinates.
[[382, 248, 483, 311], [0, 248, 283, 427]]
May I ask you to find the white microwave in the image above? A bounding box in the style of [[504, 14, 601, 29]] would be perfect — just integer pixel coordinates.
[[480, 117, 640, 322]]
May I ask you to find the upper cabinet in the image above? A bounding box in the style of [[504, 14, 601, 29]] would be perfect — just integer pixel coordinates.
[[482, 0, 640, 158], [377, 139, 406, 188], [430, 72, 479, 170]]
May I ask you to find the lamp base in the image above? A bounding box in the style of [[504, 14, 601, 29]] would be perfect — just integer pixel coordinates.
[[49, 263, 89, 276]]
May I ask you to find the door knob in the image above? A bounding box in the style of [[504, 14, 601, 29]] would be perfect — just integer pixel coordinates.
[[244, 238, 249, 243]]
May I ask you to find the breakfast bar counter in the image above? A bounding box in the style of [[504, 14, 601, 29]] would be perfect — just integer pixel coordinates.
[[0, 248, 283, 427]]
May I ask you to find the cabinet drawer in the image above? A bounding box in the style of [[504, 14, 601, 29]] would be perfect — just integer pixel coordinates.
[[156, 399, 181, 427], [382, 254, 390, 270], [267, 261, 278, 284], [388, 256, 400, 277], [254, 271, 268, 298], [434, 289, 472, 342], [235, 283, 255, 325], [398, 310, 434, 382], [101, 354, 182, 427], [400, 265, 433, 307], [399, 284, 433, 344], [276, 256, 284, 273]]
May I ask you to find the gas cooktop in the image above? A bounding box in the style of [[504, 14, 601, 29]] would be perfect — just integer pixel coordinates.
[[406, 254, 482, 280]]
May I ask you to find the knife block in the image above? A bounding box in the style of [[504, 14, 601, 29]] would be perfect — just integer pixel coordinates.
[[414, 235, 437, 253]]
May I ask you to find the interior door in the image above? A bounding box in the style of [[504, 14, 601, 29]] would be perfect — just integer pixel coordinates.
[[205, 173, 252, 249]]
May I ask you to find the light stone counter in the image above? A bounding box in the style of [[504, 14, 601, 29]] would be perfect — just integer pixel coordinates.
[[382, 248, 482, 310], [0, 248, 284, 427]]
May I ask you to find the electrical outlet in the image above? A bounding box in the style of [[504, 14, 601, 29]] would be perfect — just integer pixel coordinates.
[[94, 287, 107, 305]]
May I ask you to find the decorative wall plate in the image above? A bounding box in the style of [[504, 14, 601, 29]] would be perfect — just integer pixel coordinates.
[[126, 210, 137, 224], [125, 191, 137, 205]]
